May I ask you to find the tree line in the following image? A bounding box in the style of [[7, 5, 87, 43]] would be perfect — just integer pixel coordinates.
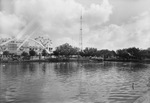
[[53, 43, 150, 60], [2, 43, 150, 61], [53, 43, 115, 59], [2, 48, 48, 60]]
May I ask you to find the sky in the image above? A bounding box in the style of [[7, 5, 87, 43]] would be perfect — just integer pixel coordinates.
[[0, 0, 150, 50]]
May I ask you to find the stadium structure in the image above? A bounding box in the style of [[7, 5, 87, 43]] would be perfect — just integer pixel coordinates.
[[0, 21, 52, 55]]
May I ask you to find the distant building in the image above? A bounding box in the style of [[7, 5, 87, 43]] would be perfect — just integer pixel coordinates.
[[8, 41, 18, 54]]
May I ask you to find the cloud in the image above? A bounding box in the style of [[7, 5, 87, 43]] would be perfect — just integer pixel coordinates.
[[54, 37, 79, 47], [1, 0, 150, 51], [86, 11, 150, 50], [0, 12, 25, 37], [0, 0, 113, 48], [84, 0, 112, 26]]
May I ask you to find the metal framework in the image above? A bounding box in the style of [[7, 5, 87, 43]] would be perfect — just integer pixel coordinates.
[[0, 21, 52, 54], [79, 10, 83, 51]]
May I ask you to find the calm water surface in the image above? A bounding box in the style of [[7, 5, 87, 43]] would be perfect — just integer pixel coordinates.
[[0, 62, 150, 103]]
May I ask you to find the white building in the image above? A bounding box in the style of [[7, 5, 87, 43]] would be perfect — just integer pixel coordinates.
[[8, 41, 18, 54]]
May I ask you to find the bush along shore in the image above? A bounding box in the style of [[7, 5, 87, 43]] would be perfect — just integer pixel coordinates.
[[1, 43, 150, 63], [0, 56, 102, 63]]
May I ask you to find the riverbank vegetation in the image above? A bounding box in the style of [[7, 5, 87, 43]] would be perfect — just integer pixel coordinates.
[[52, 43, 150, 62], [1, 43, 150, 62]]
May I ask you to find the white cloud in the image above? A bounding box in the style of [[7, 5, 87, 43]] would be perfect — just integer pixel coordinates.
[[0, 0, 113, 48], [55, 37, 79, 48], [86, 11, 150, 50], [83, 0, 112, 26], [1, 0, 150, 51], [0, 12, 25, 37]]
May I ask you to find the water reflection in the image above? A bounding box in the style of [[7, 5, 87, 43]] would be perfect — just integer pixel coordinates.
[[0, 62, 150, 103], [41, 63, 46, 74], [54, 62, 79, 77], [116, 62, 147, 72]]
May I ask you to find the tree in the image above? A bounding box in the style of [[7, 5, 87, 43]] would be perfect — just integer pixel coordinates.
[[126, 47, 141, 60], [82, 47, 97, 57], [53, 43, 79, 57], [3, 51, 9, 57], [21, 51, 29, 60], [29, 49, 36, 59], [21, 51, 29, 57], [140, 49, 150, 59], [116, 49, 129, 60], [116, 47, 142, 60], [53, 50, 59, 57], [96, 49, 116, 58], [42, 49, 48, 58]]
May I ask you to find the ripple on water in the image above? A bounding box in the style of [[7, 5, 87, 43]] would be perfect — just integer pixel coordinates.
[[0, 62, 150, 103]]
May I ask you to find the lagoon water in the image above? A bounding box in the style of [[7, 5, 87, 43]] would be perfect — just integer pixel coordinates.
[[0, 62, 150, 103]]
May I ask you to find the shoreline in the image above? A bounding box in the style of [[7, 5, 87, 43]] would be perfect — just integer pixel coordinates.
[[1, 58, 150, 63], [0, 58, 92, 63], [103, 59, 150, 63]]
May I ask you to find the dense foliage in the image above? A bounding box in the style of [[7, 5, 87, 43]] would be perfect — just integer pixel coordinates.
[[53, 43, 116, 58], [3, 51, 9, 56], [53, 43, 79, 57], [1, 42, 150, 61], [53, 43, 150, 60], [21, 51, 29, 57], [116, 47, 142, 60], [29, 49, 36, 57], [42, 49, 48, 57]]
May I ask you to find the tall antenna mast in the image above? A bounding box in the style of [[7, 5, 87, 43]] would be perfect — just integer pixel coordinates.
[[79, 9, 83, 51]]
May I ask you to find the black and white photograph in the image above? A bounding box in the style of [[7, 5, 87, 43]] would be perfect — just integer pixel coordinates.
[[0, 0, 150, 103]]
